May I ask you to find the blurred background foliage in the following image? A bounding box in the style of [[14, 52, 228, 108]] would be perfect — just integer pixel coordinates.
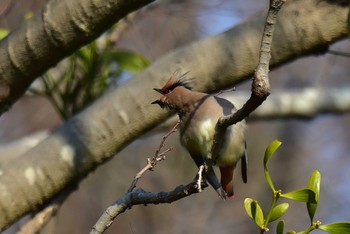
[[30, 38, 150, 119], [0, 0, 350, 233]]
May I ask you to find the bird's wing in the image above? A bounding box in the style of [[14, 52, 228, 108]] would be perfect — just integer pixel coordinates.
[[241, 141, 248, 183]]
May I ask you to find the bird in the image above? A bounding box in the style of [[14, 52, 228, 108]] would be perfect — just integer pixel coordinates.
[[152, 71, 247, 200]]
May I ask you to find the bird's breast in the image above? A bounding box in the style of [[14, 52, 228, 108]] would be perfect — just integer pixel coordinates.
[[180, 117, 246, 167], [180, 118, 215, 157]]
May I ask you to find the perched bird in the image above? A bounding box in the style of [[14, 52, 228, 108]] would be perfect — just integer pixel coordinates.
[[152, 72, 247, 200]]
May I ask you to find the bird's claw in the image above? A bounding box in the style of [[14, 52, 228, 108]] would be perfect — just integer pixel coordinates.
[[216, 188, 228, 201]]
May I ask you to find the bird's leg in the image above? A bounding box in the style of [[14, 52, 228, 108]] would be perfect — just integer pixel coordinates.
[[204, 162, 227, 200], [206, 154, 228, 200]]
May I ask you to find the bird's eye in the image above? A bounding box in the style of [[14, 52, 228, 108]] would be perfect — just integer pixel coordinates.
[[164, 89, 171, 94]]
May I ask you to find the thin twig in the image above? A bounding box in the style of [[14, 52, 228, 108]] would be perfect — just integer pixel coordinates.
[[214, 87, 236, 96], [16, 204, 60, 234], [15, 186, 77, 234], [155, 121, 180, 157], [328, 49, 350, 57], [128, 121, 180, 192], [196, 165, 205, 193]]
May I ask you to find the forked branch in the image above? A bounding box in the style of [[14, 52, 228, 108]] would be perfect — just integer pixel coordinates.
[[128, 121, 180, 192]]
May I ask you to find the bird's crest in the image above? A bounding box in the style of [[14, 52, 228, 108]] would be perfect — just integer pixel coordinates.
[[155, 70, 192, 94]]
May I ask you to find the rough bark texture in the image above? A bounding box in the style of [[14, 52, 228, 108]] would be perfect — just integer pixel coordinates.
[[0, 0, 348, 230], [0, 0, 154, 114]]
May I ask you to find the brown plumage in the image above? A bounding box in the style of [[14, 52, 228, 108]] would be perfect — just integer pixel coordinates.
[[152, 72, 247, 200]]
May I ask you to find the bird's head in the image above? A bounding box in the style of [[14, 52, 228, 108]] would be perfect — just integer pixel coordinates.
[[151, 71, 192, 110]]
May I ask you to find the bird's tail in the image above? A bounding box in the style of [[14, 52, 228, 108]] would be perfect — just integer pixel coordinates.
[[219, 166, 234, 198], [241, 148, 248, 184]]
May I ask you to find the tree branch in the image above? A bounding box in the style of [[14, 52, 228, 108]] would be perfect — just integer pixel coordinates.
[[210, 0, 285, 161], [0, 0, 348, 231], [90, 182, 207, 234], [90, 122, 183, 232], [93, 0, 285, 230], [128, 122, 179, 192], [0, 0, 154, 114], [16, 202, 60, 234], [137, 87, 350, 134]]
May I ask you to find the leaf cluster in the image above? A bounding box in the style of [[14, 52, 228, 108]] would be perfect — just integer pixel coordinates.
[[1, 22, 150, 120], [244, 140, 350, 234], [30, 40, 150, 119]]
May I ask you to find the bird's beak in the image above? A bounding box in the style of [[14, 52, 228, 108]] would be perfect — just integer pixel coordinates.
[[151, 99, 165, 109], [152, 88, 165, 106], [153, 88, 164, 94], [151, 100, 160, 105]]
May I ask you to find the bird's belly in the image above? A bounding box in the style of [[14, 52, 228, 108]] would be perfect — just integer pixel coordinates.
[[180, 120, 245, 166], [180, 119, 213, 157]]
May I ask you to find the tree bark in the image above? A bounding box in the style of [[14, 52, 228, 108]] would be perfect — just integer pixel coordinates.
[[0, 0, 348, 230], [0, 0, 154, 114]]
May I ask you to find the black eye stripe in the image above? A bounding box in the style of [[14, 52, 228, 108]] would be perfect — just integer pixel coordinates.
[[165, 85, 176, 92]]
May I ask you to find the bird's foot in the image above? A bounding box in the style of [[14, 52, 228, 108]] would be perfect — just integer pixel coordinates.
[[216, 188, 228, 201]]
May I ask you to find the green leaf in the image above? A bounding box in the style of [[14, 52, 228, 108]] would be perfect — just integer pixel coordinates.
[[263, 140, 282, 192], [308, 170, 321, 202], [244, 198, 254, 219], [276, 220, 285, 234], [307, 170, 321, 222], [0, 28, 9, 40], [75, 42, 98, 73], [104, 49, 150, 72], [264, 140, 282, 165], [318, 222, 350, 234], [281, 188, 316, 203], [269, 203, 289, 223], [244, 198, 264, 228]]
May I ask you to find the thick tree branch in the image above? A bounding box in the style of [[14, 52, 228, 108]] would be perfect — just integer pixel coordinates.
[[0, 0, 348, 231], [0, 0, 154, 114], [239, 87, 350, 120], [3, 87, 350, 161]]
